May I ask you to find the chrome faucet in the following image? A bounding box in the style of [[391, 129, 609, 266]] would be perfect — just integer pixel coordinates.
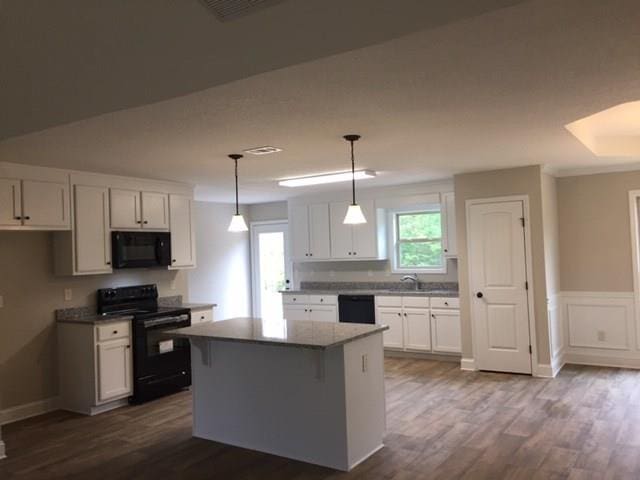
[[401, 273, 419, 291]]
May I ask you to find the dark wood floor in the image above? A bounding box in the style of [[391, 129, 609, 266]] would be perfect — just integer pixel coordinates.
[[2, 358, 640, 479]]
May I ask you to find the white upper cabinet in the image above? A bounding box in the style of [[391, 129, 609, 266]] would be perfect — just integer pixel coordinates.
[[0, 176, 70, 230], [110, 189, 141, 229], [442, 192, 457, 257], [110, 189, 169, 230], [169, 194, 196, 269], [329, 199, 386, 260], [141, 192, 169, 229], [0, 178, 22, 227], [290, 203, 330, 260], [74, 185, 112, 274]]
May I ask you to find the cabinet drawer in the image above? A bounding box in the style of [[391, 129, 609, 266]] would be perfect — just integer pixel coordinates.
[[283, 294, 309, 305], [375, 296, 402, 308], [192, 308, 213, 324], [430, 297, 459, 309], [96, 321, 130, 342], [307, 295, 337, 306], [402, 296, 430, 309]]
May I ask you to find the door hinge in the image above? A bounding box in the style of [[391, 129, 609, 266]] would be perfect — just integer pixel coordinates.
[[520, 217, 525, 227], [525, 281, 529, 290], [529, 345, 532, 355]]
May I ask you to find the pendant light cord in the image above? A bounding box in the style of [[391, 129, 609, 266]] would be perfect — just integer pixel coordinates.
[[234, 158, 240, 215], [350, 139, 356, 206]]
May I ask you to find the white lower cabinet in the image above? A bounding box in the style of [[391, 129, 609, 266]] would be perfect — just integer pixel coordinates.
[[58, 320, 133, 415], [282, 294, 338, 322], [97, 338, 132, 403], [403, 308, 431, 351], [376, 296, 460, 354], [430, 309, 462, 353]]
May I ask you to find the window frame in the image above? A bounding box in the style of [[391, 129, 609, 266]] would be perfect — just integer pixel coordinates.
[[388, 206, 447, 274]]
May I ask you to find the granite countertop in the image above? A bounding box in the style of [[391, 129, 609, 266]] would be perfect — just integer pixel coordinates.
[[56, 312, 135, 325], [281, 289, 459, 298], [179, 302, 217, 310], [169, 317, 388, 350]]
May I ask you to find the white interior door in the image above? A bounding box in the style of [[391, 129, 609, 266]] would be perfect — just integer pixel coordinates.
[[468, 200, 532, 374], [251, 222, 292, 319]]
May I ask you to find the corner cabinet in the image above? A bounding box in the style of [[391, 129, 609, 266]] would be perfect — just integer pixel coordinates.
[[289, 199, 386, 262], [169, 194, 196, 269], [0, 177, 70, 231]]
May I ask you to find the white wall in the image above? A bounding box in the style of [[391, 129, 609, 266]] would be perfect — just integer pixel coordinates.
[[248, 202, 287, 222], [188, 201, 252, 320]]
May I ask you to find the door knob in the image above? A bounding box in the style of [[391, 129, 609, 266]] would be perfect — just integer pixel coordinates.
[[476, 292, 484, 298]]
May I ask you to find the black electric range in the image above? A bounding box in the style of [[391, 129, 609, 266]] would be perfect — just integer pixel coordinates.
[[97, 284, 191, 404]]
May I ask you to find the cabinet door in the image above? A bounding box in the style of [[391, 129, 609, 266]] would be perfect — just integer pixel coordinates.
[[110, 189, 141, 229], [404, 308, 431, 351], [97, 338, 132, 403], [431, 309, 461, 353], [308, 203, 330, 259], [283, 305, 309, 321], [74, 185, 112, 274], [169, 194, 196, 268], [351, 198, 378, 258], [329, 201, 353, 259], [0, 178, 22, 227], [378, 308, 404, 349], [442, 192, 457, 256], [141, 192, 169, 229], [289, 204, 310, 260], [308, 305, 337, 323], [22, 180, 70, 229]]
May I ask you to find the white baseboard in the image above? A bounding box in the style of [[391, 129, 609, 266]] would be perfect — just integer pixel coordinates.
[[0, 397, 59, 426], [0, 425, 5, 460], [460, 357, 477, 371], [565, 353, 640, 370]]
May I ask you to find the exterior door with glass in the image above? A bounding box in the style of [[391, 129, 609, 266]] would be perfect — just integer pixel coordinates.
[[251, 222, 292, 320]]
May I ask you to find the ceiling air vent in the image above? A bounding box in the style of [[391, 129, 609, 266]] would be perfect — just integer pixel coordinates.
[[244, 146, 282, 155], [199, 0, 286, 22]]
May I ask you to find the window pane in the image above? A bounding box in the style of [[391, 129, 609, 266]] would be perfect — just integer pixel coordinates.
[[398, 212, 441, 240], [399, 241, 443, 268]]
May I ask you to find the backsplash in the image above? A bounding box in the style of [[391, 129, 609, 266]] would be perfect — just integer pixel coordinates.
[[298, 281, 458, 292]]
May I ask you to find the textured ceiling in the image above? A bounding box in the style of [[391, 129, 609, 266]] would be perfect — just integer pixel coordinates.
[[1, 0, 640, 203]]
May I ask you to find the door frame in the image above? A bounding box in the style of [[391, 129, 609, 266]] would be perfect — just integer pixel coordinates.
[[250, 220, 292, 318], [465, 195, 539, 376], [628, 190, 640, 349]]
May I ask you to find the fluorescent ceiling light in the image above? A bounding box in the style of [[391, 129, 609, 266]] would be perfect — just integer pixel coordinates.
[[279, 170, 376, 187]]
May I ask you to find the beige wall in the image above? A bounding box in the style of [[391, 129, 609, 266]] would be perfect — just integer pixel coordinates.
[[557, 170, 640, 292], [454, 165, 551, 364], [0, 232, 188, 411], [247, 202, 288, 222]]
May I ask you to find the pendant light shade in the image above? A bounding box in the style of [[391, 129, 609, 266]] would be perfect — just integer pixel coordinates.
[[342, 134, 367, 225], [228, 154, 248, 233]]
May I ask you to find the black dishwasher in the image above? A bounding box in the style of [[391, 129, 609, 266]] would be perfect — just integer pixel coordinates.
[[338, 295, 375, 324]]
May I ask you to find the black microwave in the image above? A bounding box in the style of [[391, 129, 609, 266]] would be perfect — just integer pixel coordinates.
[[111, 231, 171, 269]]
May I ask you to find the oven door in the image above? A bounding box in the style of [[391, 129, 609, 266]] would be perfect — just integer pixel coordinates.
[[112, 231, 171, 269], [132, 314, 191, 402]]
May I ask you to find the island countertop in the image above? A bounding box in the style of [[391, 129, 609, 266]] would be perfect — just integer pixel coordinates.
[[169, 317, 388, 350]]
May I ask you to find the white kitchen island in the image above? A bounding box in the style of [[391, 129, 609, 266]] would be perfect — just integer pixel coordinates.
[[171, 317, 388, 471]]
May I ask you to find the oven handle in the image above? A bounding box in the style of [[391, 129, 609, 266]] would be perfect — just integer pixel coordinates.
[[143, 314, 190, 328]]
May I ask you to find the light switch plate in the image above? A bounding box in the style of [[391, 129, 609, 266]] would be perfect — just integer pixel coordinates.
[[64, 288, 72, 301]]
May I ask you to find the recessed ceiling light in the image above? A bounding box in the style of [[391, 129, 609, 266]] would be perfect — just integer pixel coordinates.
[[243, 146, 282, 155], [278, 170, 376, 187]]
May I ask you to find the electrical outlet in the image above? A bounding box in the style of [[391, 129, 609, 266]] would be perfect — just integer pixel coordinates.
[[170, 278, 176, 290], [367, 270, 373, 277], [0, 295, 3, 308], [361, 354, 368, 373], [597, 330, 606, 342], [64, 288, 72, 301]]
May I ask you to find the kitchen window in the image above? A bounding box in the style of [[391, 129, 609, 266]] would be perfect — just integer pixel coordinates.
[[390, 209, 445, 273]]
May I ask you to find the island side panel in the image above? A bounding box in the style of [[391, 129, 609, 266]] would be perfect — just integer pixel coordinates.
[[190, 340, 350, 470], [343, 332, 386, 469]]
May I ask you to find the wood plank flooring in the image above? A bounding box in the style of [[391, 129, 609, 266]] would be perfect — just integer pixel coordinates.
[[2, 358, 640, 479]]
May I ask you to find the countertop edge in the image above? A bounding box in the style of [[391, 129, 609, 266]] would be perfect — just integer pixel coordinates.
[[280, 290, 459, 298]]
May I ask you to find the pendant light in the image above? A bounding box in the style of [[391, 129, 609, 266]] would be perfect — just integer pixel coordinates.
[[343, 134, 367, 224], [228, 153, 248, 232]]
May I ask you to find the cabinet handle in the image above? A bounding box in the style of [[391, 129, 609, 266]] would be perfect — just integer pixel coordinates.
[[444, 249, 448, 253], [305, 253, 309, 257], [136, 220, 141, 224], [304, 309, 308, 312], [353, 251, 357, 255], [431, 314, 436, 318], [23, 216, 30, 220], [444, 301, 449, 306], [143, 220, 148, 224], [106, 261, 111, 265], [113, 330, 118, 334], [126, 345, 131, 349], [403, 313, 407, 317], [292, 298, 297, 302], [320, 298, 323, 302], [309, 253, 313, 257], [172, 259, 176, 263], [309, 309, 313, 312], [397, 313, 401, 317], [14, 216, 22, 220], [348, 252, 352, 255], [200, 316, 205, 320]]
